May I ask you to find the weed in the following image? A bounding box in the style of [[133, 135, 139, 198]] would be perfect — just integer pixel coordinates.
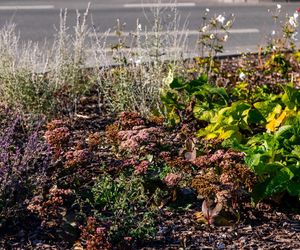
[[92, 172, 157, 242]]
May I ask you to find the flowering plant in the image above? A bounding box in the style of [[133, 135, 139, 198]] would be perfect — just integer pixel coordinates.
[[198, 10, 234, 78], [0, 115, 51, 230], [198, 10, 234, 57], [267, 5, 299, 52]]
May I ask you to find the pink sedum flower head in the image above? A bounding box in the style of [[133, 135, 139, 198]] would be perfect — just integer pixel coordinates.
[[164, 173, 182, 187], [134, 160, 149, 174]]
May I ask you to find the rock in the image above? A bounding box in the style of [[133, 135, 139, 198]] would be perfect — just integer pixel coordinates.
[[175, 188, 197, 205]]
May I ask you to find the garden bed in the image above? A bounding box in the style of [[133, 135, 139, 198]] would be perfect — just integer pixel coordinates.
[[1, 50, 300, 249]]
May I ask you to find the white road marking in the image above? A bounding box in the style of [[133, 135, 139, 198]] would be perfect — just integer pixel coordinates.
[[226, 28, 260, 34], [99, 46, 184, 52], [0, 5, 54, 10], [123, 2, 196, 8], [91, 29, 260, 38]]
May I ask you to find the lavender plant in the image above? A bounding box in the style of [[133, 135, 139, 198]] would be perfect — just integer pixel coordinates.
[[0, 114, 51, 231]]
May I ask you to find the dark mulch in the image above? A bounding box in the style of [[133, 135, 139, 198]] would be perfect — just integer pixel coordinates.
[[140, 203, 300, 249]]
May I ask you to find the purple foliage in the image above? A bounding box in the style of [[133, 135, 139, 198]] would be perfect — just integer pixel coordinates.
[[0, 115, 51, 217]]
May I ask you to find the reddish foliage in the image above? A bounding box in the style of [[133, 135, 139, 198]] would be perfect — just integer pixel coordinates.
[[119, 111, 145, 129], [134, 160, 150, 174], [80, 217, 111, 250], [87, 132, 101, 150], [64, 149, 91, 168], [27, 186, 73, 228], [44, 119, 70, 158]]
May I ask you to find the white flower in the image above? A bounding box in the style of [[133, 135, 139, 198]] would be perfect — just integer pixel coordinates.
[[137, 24, 142, 31], [271, 30, 276, 35], [277, 4, 281, 10], [289, 16, 297, 27], [223, 34, 229, 42], [294, 12, 299, 19], [206, 8, 210, 12], [239, 72, 246, 80], [210, 34, 215, 39], [292, 32, 298, 41], [134, 56, 143, 65], [201, 25, 209, 33], [216, 14, 225, 24]]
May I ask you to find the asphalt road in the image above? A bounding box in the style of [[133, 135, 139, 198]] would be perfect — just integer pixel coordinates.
[[0, 0, 300, 57]]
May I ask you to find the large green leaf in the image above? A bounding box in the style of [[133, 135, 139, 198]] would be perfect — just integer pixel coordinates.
[[251, 181, 269, 204], [193, 104, 216, 121], [291, 145, 300, 158], [274, 125, 293, 139], [287, 181, 300, 196], [281, 84, 300, 110], [170, 78, 186, 90], [185, 74, 209, 94], [160, 91, 178, 105], [248, 108, 265, 124], [254, 101, 279, 120], [251, 167, 294, 204], [265, 167, 294, 196], [245, 153, 261, 167]]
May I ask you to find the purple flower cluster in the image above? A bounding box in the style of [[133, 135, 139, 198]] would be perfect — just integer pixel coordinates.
[[0, 116, 51, 219]]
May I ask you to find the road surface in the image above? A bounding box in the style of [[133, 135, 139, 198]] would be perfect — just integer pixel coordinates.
[[0, 0, 299, 58]]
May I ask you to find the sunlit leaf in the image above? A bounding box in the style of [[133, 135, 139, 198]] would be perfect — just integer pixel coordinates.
[[194, 211, 208, 224], [266, 108, 288, 132]]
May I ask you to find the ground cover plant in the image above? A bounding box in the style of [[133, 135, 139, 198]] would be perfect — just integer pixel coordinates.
[[1, 3, 300, 249]]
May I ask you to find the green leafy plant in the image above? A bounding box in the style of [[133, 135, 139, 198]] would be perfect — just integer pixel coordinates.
[[161, 74, 228, 125], [237, 116, 300, 203], [264, 53, 291, 76], [196, 101, 265, 141], [92, 172, 157, 241]]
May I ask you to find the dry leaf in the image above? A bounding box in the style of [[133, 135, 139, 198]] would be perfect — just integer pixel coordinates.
[[185, 138, 195, 152], [184, 138, 197, 161], [73, 241, 84, 250], [184, 151, 196, 161], [202, 199, 223, 225]]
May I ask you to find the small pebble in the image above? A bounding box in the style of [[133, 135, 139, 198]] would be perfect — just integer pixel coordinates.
[[217, 242, 225, 249]]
